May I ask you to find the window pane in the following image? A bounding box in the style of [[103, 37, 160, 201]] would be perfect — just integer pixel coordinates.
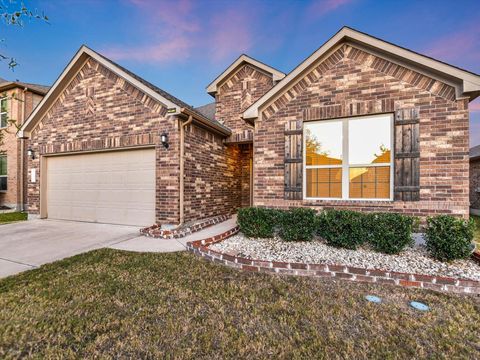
[[0, 156, 6, 176], [0, 99, 6, 113], [306, 168, 342, 198], [349, 166, 390, 199], [305, 121, 342, 166], [0, 177, 6, 191], [349, 115, 391, 165], [0, 113, 7, 128]]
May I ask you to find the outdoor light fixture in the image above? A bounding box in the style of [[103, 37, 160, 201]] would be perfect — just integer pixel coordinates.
[[161, 132, 169, 149], [27, 147, 35, 160]]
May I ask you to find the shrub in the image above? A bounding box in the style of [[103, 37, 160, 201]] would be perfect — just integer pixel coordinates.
[[364, 213, 416, 254], [278, 208, 317, 242], [425, 215, 475, 262], [317, 210, 367, 249], [237, 207, 280, 238]]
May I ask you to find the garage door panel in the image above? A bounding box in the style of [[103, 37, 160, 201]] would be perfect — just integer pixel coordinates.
[[47, 149, 155, 226]]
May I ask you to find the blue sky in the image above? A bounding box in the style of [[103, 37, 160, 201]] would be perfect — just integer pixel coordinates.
[[1, 0, 479, 145]]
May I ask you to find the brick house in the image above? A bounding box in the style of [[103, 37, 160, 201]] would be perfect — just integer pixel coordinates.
[[19, 27, 480, 227], [0, 78, 48, 210]]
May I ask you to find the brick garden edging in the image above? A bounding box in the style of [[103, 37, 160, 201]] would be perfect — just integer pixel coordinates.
[[473, 251, 480, 265], [141, 214, 231, 239], [187, 227, 480, 295]]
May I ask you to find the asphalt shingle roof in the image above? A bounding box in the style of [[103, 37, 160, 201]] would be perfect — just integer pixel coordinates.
[[194, 102, 216, 121], [90, 47, 229, 133], [0, 78, 50, 94], [470, 145, 480, 159]]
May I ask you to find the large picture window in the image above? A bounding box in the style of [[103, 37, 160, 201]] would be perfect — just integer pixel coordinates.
[[304, 114, 393, 200], [0, 155, 7, 191], [0, 97, 7, 128]]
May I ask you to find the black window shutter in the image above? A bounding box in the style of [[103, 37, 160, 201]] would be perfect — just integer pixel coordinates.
[[284, 120, 303, 200], [394, 108, 420, 201]]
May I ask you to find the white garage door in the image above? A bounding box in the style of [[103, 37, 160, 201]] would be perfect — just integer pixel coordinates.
[[46, 149, 155, 227]]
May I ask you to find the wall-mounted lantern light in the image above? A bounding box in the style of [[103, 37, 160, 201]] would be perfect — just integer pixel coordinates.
[[161, 132, 169, 149], [27, 147, 36, 160]]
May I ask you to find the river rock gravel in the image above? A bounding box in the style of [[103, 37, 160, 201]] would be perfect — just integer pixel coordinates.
[[210, 233, 480, 281]]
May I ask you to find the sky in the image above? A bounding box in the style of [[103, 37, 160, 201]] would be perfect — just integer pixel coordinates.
[[1, 0, 479, 145]]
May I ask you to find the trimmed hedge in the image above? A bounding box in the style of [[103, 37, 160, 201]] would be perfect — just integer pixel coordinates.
[[317, 210, 367, 249], [237, 208, 477, 262], [279, 208, 317, 242], [237, 207, 280, 238], [425, 215, 475, 262], [364, 213, 416, 254]]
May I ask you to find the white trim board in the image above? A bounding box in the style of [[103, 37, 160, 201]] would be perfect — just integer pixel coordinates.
[[303, 113, 394, 201], [18, 46, 182, 139], [243, 27, 480, 120], [206, 54, 286, 96]]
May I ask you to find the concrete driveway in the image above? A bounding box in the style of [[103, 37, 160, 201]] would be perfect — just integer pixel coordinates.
[[0, 219, 146, 278]]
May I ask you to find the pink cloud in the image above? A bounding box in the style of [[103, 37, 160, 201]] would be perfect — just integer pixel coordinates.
[[103, 0, 199, 63], [209, 8, 253, 62], [103, 37, 192, 62], [308, 0, 355, 17], [103, 1, 271, 64], [425, 23, 480, 63]]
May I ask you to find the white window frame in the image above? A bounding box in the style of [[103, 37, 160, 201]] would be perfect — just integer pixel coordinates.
[[0, 97, 7, 129], [303, 113, 394, 201]]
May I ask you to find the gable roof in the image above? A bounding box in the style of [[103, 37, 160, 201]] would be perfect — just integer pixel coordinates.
[[0, 79, 50, 95], [243, 27, 480, 120], [195, 102, 216, 121], [206, 54, 286, 96], [19, 45, 230, 138]]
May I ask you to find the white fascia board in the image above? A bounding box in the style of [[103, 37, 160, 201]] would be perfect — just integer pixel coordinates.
[[206, 54, 286, 95], [19, 45, 182, 138], [19, 47, 86, 136], [242, 31, 345, 119], [81, 47, 181, 112], [243, 27, 480, 120]]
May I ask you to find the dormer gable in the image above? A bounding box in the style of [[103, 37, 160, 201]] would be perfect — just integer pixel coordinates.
[[206, 54, 285, 97]]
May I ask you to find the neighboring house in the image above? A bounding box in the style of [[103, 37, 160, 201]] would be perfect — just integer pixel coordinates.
[[19, 27, 480, 227], [470, 145, 480, 215], [0, 78, 48, 210]]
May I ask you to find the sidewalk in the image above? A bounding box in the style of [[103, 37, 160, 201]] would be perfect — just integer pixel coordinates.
[[108, 215, 237, 253]]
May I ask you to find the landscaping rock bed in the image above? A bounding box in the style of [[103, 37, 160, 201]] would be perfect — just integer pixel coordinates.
[[210, 233, 480, 282]]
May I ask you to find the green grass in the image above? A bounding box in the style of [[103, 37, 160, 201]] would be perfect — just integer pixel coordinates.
[[0, 212, 27, 224], [0, 250, 479, 359]]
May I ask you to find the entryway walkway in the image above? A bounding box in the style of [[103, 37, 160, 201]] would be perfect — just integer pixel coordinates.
[[0, 216, 238, 278], [108, 215, 238, 253]]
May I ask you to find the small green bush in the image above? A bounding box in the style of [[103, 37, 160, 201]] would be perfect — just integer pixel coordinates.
[[425, 215, 475, 262], [279, 208, 317, 242], [317, 210, 367, 249], [237, 207, 280, 238], [364, 213, 416, 254]]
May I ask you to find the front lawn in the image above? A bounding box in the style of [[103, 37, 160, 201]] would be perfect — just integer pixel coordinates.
[[0, 250, 479, 358], [0, 211, 27, 224]]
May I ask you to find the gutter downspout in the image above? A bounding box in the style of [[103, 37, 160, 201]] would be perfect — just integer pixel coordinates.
[[19, 88, 28, 211], [179, 115, 193, 225]]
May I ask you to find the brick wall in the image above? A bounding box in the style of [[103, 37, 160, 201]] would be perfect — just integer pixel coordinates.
[[0, 88, 41, 210], [240, 144, 252, 207], [183, 123, 241, 222], [470, 159, 480, 210], [27, 57, 181, 224], [215, 64, 273, 141], [253, 44, 470, 219]]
